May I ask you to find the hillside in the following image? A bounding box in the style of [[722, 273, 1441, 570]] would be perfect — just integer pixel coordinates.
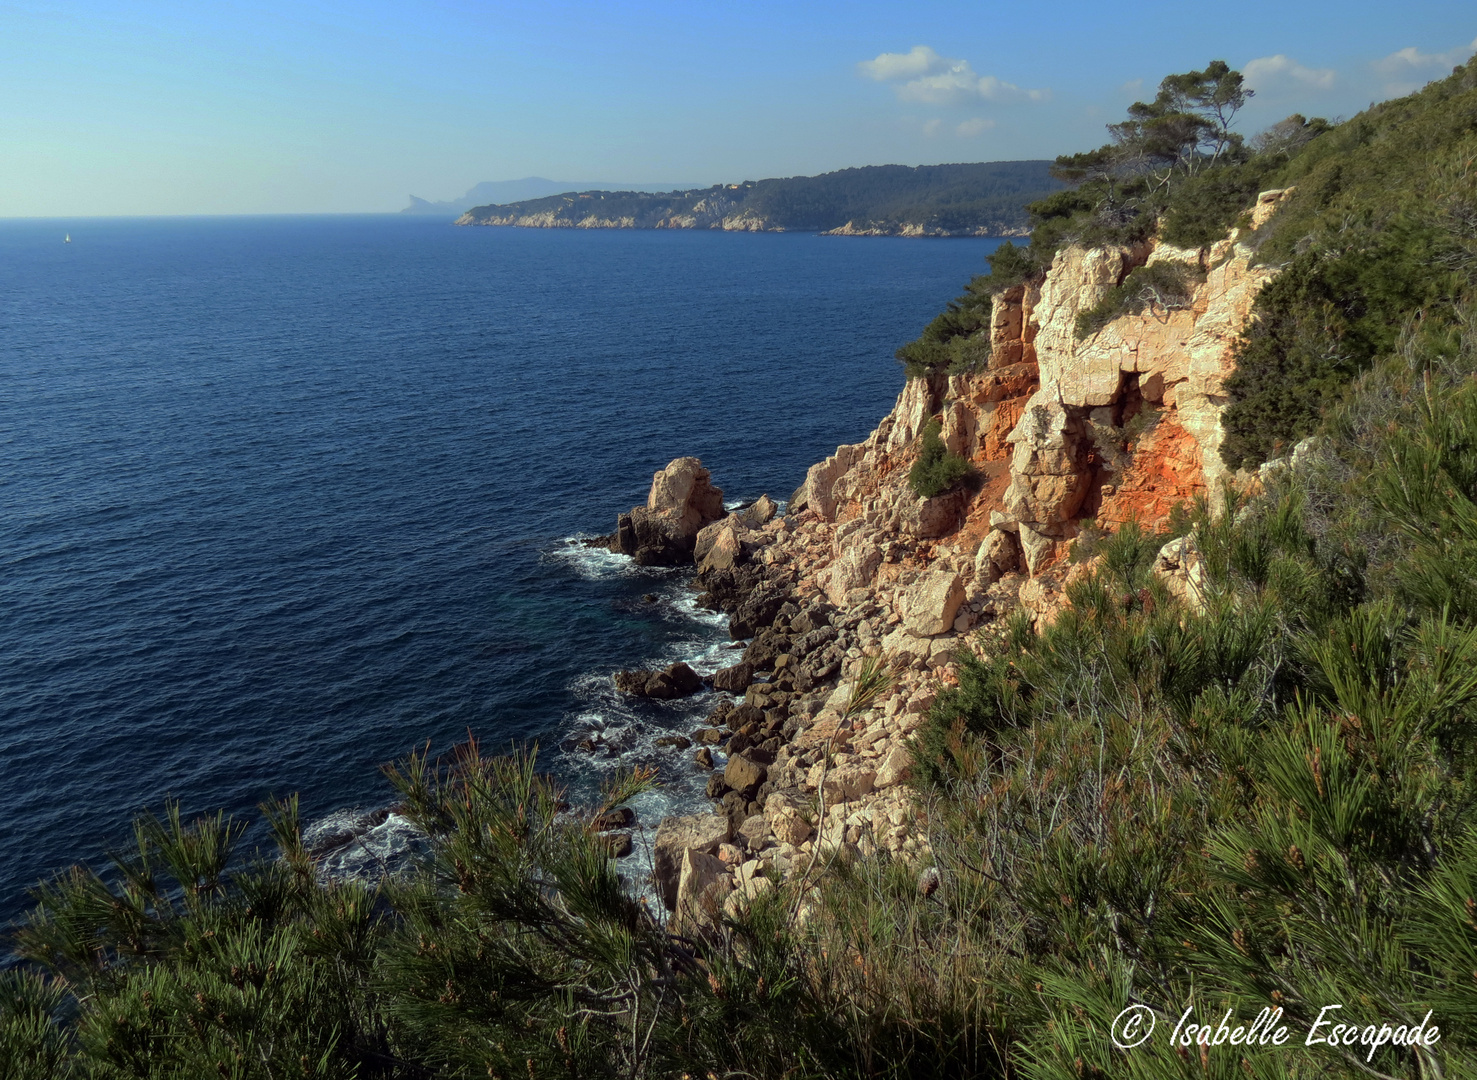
[[455, 161, 1064, 236]]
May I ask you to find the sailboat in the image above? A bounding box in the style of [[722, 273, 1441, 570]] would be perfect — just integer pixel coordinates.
[[64, 234, 71, 243]]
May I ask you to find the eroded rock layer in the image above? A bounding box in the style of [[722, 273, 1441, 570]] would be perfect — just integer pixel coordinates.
[[631, 200, 1290, 928]]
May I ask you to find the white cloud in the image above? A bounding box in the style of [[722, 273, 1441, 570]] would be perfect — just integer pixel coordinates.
[[1375, 36, 1477, 95], [858, 45, 1046, 106], [858, 45, 944, 82], [956, 117, 995, 137], [1243, 54, 1336, 92]]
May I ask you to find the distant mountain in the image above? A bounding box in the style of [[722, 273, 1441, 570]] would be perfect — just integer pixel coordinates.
[[403, 178, 702, 215], [454, 162, 1063, 236]]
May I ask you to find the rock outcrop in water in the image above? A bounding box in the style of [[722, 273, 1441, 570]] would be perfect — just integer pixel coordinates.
[[623, 194, 1292, 930], [612, 457, 726, 566]]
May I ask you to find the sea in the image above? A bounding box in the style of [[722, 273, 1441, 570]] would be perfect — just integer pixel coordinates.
[[0, 215, 1004, 926]]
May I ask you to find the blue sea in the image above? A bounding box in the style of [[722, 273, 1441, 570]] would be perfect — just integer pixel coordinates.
[[0, 215, 1003, 924]]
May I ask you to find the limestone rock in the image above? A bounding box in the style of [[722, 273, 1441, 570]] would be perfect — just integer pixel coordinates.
[[821, 762, 876, 803], [698, 522, 743, 574], [722, 872, 775, 918], [1017, 524, 1056, 576], [673, 848, 733, 934], [881, 627, 929, 667], [975, 528, 1018, 584], [764, 791, 814, 845], [723, 752, 768, 796], [875, 744, 913, 789], [903, 571, 965, 637], [1153, 534, 1206, 613], [739, 494, 778, 528], [822, 540, 882, 608], [614, 661, 703, 699], [901, 489, 967, 540], [614, 457, 725, 565], [653, 813, 732, 910]]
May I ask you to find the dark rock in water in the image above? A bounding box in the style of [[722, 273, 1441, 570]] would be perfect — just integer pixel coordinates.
[[614, 661, 704, 699], [614, 670, 651, 695], [705, 773, 728, 798], [711, 661, 754, 693], [655, 735, 692, 750], [693, 746, 714, 770], [692, 727, 725, 745], [643, 593, 658, 603], [602, 831, 634, 857], [593, 806, 636, 831]]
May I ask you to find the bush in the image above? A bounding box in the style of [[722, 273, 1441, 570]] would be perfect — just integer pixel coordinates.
[[908, 419, 972, 497]]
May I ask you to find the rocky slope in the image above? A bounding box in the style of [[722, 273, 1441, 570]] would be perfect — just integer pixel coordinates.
[[612, 194, 1291, 932]]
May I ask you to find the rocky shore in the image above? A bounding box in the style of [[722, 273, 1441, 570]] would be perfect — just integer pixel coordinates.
[[595, 193, 1293, 933]]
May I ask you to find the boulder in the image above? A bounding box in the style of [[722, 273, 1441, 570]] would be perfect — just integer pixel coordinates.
[[698, 523, 744, 573], [764, 791, 814, 846], [724, 753, 768, 797], [653, 813, 732, 910], [693, 517, 733, 564], [614, 661, 704, 699], [722, 873, 775, 918], [1017, 524, 1057, 576], [739, 494, 778, 528], [821, 762, 876, 803], [881, 627, 929, 667], [901, 489, 968, 540], [593, 806, 635, 830], [672, 848, 733, 935], [821, 540, 882, 608], [975, 528, 1019, 585], [602, 831, 634, 857], [737, 812, 772, 850], [1153, 534, 1206, 613], [647, 456, 725, 527], [711, 661, 754, 693], [875, 744, 913, 789], [730, 586, 789, 639], [903, 571, 965, 637], [693, 746, 714, 770]]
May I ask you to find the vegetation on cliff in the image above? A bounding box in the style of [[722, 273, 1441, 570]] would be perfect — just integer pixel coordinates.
[[458, 161, 1064, 236], [907, 419, 972, 498], [897, 58, 1477, 475]]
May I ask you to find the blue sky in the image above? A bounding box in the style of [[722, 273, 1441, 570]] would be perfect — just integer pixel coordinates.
[[3, 0, 1474, 216]]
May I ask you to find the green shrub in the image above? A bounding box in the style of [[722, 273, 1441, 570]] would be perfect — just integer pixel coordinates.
[[908, 419, 972, 497]]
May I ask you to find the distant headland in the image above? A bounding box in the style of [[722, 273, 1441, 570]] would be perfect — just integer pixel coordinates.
[[452, 161, 1063, 236]]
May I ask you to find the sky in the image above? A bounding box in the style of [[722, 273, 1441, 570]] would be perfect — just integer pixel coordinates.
[[2, 0, 1475, 216]]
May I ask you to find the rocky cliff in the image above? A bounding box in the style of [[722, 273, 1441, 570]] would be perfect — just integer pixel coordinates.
[[623, 194, 1290, 931]]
